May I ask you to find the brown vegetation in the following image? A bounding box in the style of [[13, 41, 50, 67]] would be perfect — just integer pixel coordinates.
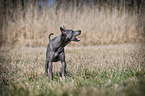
[[0, 1, 144, 47]]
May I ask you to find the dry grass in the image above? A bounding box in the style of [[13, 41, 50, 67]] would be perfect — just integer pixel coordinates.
[[0, 43, 145, 96], [1, 2, 144, 47], [0, 2, 145, 95]]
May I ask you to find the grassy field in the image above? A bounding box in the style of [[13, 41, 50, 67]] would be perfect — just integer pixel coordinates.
[[0, 43, 145, 96], [1, 1, 145, 95]]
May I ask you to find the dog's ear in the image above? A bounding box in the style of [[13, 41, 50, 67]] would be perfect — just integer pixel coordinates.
[[60, 27, 66, 34], [63, 25, 65, 29]]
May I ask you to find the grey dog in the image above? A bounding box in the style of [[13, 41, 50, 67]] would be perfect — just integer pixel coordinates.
[[45, 26, 81, 80]]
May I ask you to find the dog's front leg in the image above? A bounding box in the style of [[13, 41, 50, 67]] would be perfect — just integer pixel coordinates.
[[59, 51, 66, 78], [61, 60, 66, 78]]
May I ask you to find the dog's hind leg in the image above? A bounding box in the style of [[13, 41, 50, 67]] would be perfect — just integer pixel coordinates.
[[45, 60, 49, 76], [48, 61, 53, 80]]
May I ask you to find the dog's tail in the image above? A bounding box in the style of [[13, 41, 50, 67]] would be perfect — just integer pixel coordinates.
[[49, 33, 54, 41]]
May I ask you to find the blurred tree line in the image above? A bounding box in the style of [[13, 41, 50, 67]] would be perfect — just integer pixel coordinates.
[[0, 0, 143, 10], [0, 0, 144, 30]]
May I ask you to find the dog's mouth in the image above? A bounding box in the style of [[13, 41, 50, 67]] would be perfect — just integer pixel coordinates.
[[71, 36, 80, 42], [73, 31, 81, 42], [74, 36, 80, 42]]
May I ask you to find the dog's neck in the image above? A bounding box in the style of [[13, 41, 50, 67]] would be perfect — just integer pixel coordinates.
[[54, 34, 70, 56], [60, 34, 71, 47]]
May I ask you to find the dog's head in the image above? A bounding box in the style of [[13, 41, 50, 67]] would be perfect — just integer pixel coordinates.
[[60, 26, 81, 42]]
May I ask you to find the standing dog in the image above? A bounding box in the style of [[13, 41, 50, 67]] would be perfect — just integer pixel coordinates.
[[45, 26, 81, 80]]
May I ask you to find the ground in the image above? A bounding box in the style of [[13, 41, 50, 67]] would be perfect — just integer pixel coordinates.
[[0, 43, 145, 96]]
